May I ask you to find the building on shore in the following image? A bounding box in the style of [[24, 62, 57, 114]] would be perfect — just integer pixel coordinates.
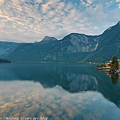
[[106, 61, 112, 68], [118, 59, 120, 69]]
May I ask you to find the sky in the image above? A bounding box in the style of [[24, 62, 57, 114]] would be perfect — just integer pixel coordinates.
[[0, 0, 120, 42]]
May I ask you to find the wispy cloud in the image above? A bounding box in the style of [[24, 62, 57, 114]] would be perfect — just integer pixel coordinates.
[[116, 0, 120, 2], [0, 0, 120, 42]]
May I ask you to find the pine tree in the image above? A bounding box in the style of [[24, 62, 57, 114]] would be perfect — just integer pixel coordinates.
[[111, 56, 119, 70]]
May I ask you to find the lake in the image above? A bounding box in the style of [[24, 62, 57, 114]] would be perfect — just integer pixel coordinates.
[[0, 63, 120, 120]]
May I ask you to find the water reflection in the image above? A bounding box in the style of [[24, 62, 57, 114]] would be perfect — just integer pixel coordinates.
[[0, 81, 120, 120], [111, 74, 119, 85], [0, 64, 120, 119], [106, 71, 120, 85]]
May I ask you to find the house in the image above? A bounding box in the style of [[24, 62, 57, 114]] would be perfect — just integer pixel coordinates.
[[106, 61, 112, 68], [118, 59, 120, 69], [105, 59, 120, 69]]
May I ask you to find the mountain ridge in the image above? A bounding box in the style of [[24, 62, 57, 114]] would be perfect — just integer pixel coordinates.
[[0, 21, 120, 63]]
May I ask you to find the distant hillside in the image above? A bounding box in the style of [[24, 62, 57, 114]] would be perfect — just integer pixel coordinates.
[[6, 34, 98, 63], [3, 21, 120, 63], [0, 41, 22, 57], [84, 21, 120, 63]]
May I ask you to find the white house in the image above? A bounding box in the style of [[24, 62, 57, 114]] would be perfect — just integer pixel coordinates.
[[118, 59, 120, 69]]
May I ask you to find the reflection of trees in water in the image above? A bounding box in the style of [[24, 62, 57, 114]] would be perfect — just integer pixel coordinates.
[[111, 74, 119, 85], [106, 71, 119, 85]]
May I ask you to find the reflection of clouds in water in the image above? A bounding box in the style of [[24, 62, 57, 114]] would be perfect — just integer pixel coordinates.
[[0, 81, 120, 120]]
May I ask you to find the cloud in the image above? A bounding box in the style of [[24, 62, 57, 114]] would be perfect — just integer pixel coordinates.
[[0, 0, 120, 42], [116, 0, 120, 2], [87, 0, 93, 4], [119, 4, 120, 8]]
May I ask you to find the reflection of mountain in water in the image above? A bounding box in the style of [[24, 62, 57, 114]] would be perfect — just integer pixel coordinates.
[[0, 64, 120, 108]]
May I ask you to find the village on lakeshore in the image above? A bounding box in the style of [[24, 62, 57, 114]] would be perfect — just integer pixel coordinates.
[[97, 56, 120, 73]]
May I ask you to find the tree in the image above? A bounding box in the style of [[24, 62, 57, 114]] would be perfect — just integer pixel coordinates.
[[110, 56, 119, 70]]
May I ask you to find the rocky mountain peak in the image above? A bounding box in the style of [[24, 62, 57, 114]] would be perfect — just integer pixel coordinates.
[[117, 21, 120, 25], [41, 36, 57, 43], [67, 33, 84, 38]]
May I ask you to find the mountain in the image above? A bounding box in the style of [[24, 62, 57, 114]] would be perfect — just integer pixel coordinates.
[[84, 21, 120, 63], [4, 21, 120, 63], [60, 33, 98, 53], [6, 37, 59, 63], [0, 41, 21, 57], [41, 36, 57, 43], [6, 34, 98, 63]]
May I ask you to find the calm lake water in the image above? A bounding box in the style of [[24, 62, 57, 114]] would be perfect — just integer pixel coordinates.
[[0, 63, 120, 120]]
